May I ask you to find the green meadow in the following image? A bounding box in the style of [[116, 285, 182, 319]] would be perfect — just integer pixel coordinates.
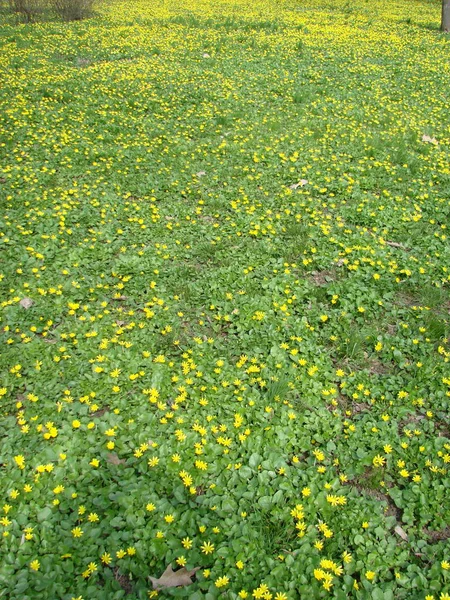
[[0, 0, 449, 598]]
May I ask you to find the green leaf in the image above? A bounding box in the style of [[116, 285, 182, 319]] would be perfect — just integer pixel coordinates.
[[249, 453, 262, 468], [37, 507, 52, 522], [238, 466, 252, 480]]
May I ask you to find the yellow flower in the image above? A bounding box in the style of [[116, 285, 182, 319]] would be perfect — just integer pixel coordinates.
[[71, 527, 83, 538], [87, 562, 97, 573], [372, 455, 386, 467], [342, 551, 352, 563], [88, 513, 99, 522], [30, 560, 40, 571], [215, 576, 229, 588], [365, 571, 375, 581], [200, 541, 214, 555], [252, 584, 270, 598], [14, 455, 25, 469]]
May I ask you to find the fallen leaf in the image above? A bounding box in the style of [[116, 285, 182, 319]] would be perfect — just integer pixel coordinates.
[[19, 297, 34, 309], [149, 564, 200, 590], [422, 134, 438, 145], [91, 406, 110, 417], [196, 171, 206, 177], [107, 453, 126, 466], [394, 525, 408, 541], [289, 179, 308, 189], [202, 53, 210, 58]]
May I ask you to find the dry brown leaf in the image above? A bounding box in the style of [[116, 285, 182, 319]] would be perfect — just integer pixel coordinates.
[[289, 179, 308, 189], [106, 453, 126, 466], [20, 297, 34, 309], [202, 53, 210, 58], [394, 525, 408, 541], [422, 134, 438, 145], [196, 171, 206, 177], [91, 406, 110, 417], [149, 564, 200, 590]]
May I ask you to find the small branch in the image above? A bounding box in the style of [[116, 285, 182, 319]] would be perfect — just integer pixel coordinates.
[[385, 240, 410, 251]]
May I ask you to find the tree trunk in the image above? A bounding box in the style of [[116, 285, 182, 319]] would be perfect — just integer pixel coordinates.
[[443, 0, 450, 31]]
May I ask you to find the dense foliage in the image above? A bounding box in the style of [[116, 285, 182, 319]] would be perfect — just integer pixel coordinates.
[[0, 0, 449, 598]]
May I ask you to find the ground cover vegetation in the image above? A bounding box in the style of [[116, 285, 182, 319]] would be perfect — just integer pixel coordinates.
[[0, 0, 449, 598]]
